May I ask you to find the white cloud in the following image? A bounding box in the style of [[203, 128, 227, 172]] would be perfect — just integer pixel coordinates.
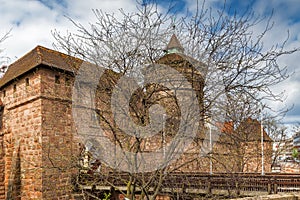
[[0, 0, 300, 129], [250, 1, 300, 125], [0, 0, 138, 61], [183, 0, 300, 128]]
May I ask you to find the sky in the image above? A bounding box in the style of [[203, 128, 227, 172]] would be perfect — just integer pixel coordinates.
[[0, 0, 300, 131]]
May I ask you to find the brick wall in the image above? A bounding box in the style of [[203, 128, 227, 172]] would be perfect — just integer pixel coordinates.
[[0, 132, 4, 199], [40, 68, 79, 199], [0, 67, 80, 199], [1, 69, 43, 199], [243, 141, 273, 173]]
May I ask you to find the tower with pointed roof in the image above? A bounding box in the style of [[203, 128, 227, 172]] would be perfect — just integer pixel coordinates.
[[159, 34, 205, 125], [145, 34, 208, 171]]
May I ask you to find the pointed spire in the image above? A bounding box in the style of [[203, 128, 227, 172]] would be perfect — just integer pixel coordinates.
[[166, 34, 184, 54]]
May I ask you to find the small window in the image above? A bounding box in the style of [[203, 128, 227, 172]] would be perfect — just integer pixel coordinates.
[[55, 75, 60, 84], [13, 84, 17, 92], [25, 78, 29, 86], [3, 90, 5, 97], [65, 77, 71, 86], [0, 106, 3, 129]]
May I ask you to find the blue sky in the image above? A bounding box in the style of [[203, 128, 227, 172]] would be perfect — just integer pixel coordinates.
[[0, 0, 300, 131]]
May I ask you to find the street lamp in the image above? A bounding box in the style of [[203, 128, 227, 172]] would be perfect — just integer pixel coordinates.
[[209, 122, 213, 175], [162, 114, 166, 159], [204, 116, 213, 175], [260, 109, 265, 176]]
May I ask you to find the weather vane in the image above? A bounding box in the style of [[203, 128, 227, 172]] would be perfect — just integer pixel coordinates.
[[172, 16, 176, 32]]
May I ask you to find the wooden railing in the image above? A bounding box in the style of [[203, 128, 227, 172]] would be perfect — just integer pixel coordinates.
[[77, 172, 300, 196]]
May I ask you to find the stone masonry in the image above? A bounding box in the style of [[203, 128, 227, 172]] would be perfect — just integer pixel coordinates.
[[0, 47, 82, 199], [0, 36, 273, 199]]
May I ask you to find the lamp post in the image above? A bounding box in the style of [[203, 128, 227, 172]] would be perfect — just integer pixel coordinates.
[[209, 122, 213, 175], [205, 116, 213, 175], [162, 114, 166, 159], [260, 109, 265, 175]]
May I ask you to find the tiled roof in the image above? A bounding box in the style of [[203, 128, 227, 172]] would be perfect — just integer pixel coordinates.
[[217, 121, 234, 134], [157, 52, 207, 76], [237, 118, 272, 142], [0, 45, 83, 88], [219, 118, 272, 142]]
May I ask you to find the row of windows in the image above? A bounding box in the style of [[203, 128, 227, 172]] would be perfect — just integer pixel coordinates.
[[55, 75, 71, 86], [2, 75, 72, 97], [3, 77, 30, 97]]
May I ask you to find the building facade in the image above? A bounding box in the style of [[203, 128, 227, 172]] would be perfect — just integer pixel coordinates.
[[0, 36, 273, 199], [0, 47, 83, 199]]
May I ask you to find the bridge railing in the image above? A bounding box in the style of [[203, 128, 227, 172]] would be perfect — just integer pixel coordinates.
[[76, 172, 300, 196]]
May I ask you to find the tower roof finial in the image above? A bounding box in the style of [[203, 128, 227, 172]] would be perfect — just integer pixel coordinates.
[[166, 34, 184, 54], [171, 16, 176, 32]]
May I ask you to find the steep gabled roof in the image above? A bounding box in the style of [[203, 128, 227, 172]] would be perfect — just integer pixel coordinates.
[[237, 118, 272, 142], [218, 118, 272, 142], [0, 45, 83, 88]]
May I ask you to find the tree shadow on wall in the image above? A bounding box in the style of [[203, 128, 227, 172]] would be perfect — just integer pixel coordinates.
[[6, 144, 21, 200]]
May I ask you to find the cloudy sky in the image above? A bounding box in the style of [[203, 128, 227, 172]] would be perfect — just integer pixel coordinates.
[[0, 0, 300, 130]]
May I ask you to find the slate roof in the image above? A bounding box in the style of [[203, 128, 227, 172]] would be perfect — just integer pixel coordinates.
[[166, 34, 185, 53], [0, 45, 83, 88], [159, 35, 207, 76]]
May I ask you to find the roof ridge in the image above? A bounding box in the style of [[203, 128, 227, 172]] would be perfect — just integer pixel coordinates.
[[36, 45, 82, 64], [36, 45, 43, 64], [0, 45, 83, 88]]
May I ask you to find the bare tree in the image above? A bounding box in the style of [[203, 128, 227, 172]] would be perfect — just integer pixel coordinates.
[[264, 119, 289, 168], [52, 0, 299, 199], [0, 30, 10, 76]]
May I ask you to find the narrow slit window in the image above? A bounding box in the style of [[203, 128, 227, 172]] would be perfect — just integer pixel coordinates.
[[25, 78, 29, 86], [3, 90, 5, 97], [65, 77, 70, 86], [0, 106, 3, 129], [13, 84, 17, 92], [55, 75, 60, 84]]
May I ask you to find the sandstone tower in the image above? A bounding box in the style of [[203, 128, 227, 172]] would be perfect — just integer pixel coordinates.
[[0, 46, 82, 199]]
